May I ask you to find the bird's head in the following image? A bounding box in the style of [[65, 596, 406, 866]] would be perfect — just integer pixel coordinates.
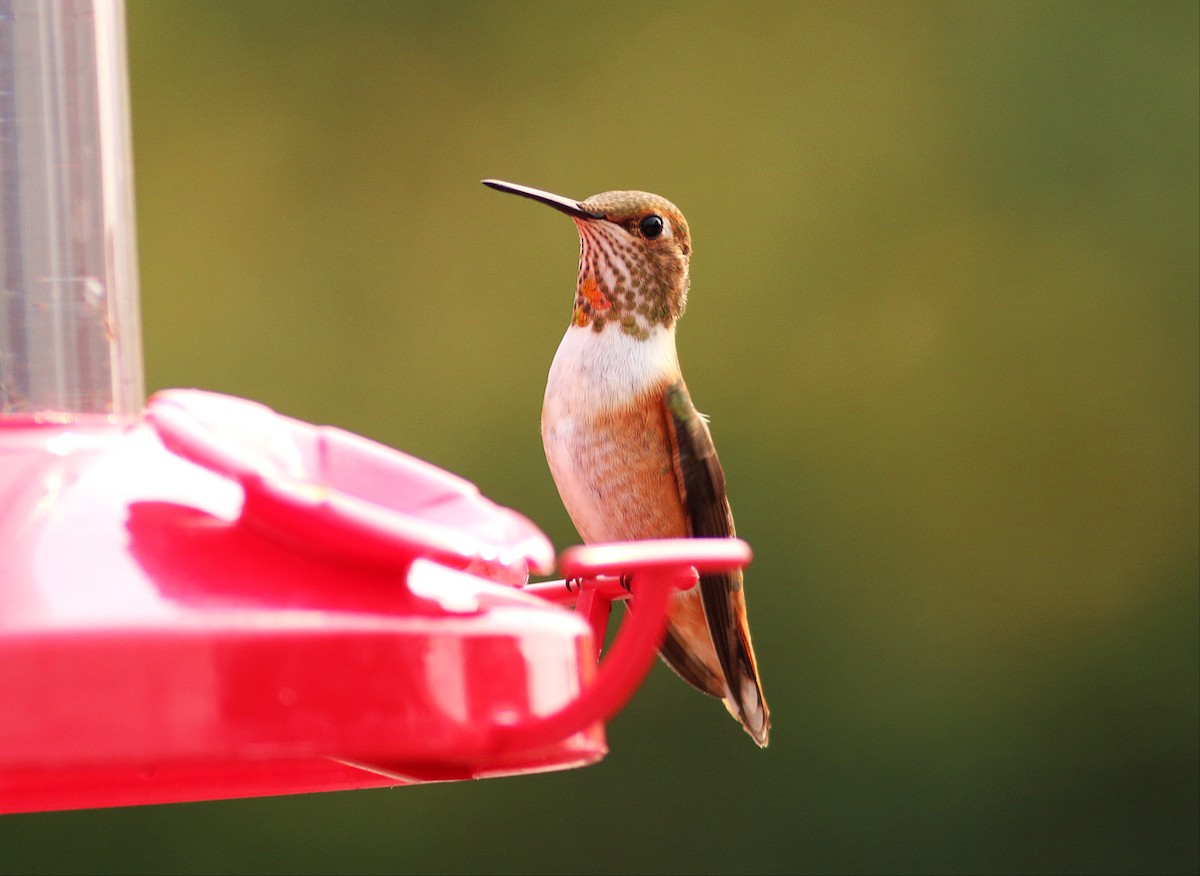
[[485, 180, 691, 339]]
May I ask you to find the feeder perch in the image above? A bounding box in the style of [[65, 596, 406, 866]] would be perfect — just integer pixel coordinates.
[[0, 1, 753, 813]]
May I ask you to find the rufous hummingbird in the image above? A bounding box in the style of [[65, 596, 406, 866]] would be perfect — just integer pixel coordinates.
[[484, 179, 770, 746]]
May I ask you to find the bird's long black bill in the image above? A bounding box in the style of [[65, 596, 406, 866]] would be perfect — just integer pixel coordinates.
[[482, 179, 603, 220]]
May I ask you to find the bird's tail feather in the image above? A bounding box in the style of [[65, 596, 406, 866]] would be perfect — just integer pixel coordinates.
[[725, 616, 770, 746]]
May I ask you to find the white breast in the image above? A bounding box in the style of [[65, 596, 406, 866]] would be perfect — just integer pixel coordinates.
[[541, 325, 681, 541], [542, 324, 680, 418]]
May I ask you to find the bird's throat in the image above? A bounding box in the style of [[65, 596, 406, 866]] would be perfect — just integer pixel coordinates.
[[573, 223, 685, 339]]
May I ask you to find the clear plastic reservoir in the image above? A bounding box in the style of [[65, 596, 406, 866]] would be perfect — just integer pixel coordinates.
[[0, 0, 142, 417]]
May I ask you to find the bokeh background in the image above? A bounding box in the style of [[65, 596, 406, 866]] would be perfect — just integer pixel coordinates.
[[2, 1, 1197, 873]]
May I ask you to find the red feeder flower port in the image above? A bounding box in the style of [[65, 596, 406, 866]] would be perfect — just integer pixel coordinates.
[[0, 2, 752, 813]]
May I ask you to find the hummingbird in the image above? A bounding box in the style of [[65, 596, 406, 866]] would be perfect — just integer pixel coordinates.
[[483, 179, 770, 746]]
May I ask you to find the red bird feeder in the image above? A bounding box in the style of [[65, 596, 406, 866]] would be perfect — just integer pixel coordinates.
[[0, 1, 752, 813]]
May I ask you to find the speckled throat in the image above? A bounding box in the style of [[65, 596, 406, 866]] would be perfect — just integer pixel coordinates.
[[571, 191, 691, 341], [570, 221, 669, 339]]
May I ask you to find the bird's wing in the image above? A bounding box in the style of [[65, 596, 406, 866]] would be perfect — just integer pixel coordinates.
[[663, 381, 735, 538], [662, 380, 769, 745]]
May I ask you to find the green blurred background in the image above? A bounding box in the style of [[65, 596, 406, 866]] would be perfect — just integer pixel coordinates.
[[3, 1, 1197, 873]]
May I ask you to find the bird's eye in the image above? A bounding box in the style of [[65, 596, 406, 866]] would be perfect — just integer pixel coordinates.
[[638, 214, 665, 240]]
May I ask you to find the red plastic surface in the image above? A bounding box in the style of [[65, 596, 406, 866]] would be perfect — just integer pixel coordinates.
[[0, 391, 751, 813], [143, 389, 555, 584]]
